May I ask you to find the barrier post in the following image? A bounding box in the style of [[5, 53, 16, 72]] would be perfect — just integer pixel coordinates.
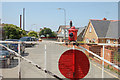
[[102, 45, 105, 79], [44, 44, 47, 78], [18, 43, 21, 80]]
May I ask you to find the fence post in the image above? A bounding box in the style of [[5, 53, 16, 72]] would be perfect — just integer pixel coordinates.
[[44, 44, 47, 78], [18, 43, 21, 80], [102, 45, 105, 79]]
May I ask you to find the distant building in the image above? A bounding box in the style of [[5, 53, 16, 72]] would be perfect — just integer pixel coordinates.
[[57, 25, 85, 42], [57, 25, 70, 42], [57, 25, 70, 34], [83, 18, 120, 44]]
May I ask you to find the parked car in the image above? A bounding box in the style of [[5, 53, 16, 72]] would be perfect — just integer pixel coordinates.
[[0, 46, 14, 67], [38, 38, 42, 42], [19, 37, 38, 41], [19, 37, 37, 47], [4, 39, 25, 54], [31, 37, 38, 41], [31, 37, 38, 45]]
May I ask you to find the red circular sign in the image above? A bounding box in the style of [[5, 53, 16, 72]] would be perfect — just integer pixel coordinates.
[[58, 49, 90, 79]]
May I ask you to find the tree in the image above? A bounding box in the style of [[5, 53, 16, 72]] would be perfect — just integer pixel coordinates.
[[21, 30, 27, 37], [43, 28, 52, 37], [3, 24, 26, 39], [48, 31, 57, 37], [28, 31, 38, 38], [39, 28, 57, 37], [44, 28, 52, 35], [39, 29, 44, 36]]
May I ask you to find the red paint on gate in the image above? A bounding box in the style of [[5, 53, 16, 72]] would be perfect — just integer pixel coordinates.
[[58, 49, 90, 79]]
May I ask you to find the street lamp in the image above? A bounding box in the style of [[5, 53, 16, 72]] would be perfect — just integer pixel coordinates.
[[31, 24, 37, 32], [31, 24, 39, 37], [57, 8, 66, 42]]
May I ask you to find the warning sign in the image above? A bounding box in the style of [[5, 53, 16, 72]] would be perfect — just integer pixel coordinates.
[[58, 49, 90, 79]]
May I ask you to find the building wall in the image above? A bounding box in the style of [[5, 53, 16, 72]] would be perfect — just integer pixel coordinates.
[[109, 39, 118, 44], [98, 39, 107, 43], [99, 38, 118, 44], [82, 44, 114, 64], [118, 38, 120, 43], [58, 28, 62, 34], [101, 48, 113, 62], [83, 22, 98, 43], [57, 37, 63, 42]]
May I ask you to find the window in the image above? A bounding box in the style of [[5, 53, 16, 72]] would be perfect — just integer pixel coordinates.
[[62, 29, 64, 34], [107, 39, 110, 43], [65, 29, 68, 35], [89, 26, 92, 32], [92, 39, 96, 43], [86, 38, 89, 43], [113, 40, 116, 44], [102, 40, 104, 42]]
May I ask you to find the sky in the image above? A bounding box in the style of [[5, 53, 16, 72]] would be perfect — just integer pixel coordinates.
[[1, 1, 119, 31]]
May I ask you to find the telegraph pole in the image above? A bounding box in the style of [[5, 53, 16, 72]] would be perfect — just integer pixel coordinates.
[[57, 8, 66, 42]]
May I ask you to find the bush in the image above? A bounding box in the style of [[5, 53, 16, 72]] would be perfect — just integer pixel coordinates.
[[110, 67, 113, 71], [28, 31, 38, 38], [106, 65, 110, 69]]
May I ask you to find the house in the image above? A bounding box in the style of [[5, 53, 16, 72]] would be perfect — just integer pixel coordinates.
[[57, 25, 85, 42], [57, 25, 70, 34], [83, 18, 120, 44], [57, 25, 70, 42]]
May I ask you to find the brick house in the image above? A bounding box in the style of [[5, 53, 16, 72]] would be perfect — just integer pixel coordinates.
[[82, 18, 120, 69], [83, 18, 120, 44]]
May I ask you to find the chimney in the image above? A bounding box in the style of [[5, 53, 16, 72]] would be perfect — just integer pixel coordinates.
[[23, 8, 25, 30], [70, 20, 72, 28], [20, 15, 22, 29], [103, 18, 107, 20]]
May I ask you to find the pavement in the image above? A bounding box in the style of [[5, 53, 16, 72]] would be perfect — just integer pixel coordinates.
[[0, 40, 119, 79]]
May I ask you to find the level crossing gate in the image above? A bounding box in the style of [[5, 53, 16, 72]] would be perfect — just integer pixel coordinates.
[[0, 41, 119, 80]]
